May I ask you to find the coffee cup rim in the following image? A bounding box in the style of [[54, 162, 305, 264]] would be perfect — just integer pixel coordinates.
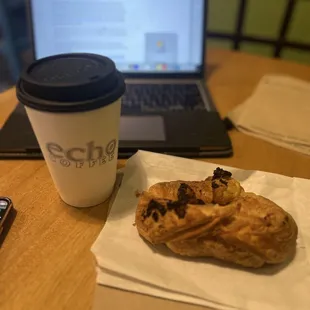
[[17, 70, 126, 113]]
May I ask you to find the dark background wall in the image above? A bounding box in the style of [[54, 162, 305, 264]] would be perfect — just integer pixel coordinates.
[[207, 0, 310, 63]]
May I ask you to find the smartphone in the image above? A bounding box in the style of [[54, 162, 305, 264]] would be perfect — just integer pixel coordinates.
[[0, 197, 16, 246]]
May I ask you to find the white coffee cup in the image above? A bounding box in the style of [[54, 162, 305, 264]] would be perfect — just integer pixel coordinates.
[[16, 54, 126, 208]]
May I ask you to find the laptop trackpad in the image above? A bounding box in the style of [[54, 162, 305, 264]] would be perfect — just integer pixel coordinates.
[[120, 116, 166, 141]]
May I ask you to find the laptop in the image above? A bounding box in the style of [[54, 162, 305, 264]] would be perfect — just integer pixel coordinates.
[[0, 0, 232, 158]]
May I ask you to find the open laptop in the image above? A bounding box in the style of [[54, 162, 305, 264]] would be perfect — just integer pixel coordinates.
[[0, 0, 232, 158]]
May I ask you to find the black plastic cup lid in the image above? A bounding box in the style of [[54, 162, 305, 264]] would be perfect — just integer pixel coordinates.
[[16, 53, 126, 113]]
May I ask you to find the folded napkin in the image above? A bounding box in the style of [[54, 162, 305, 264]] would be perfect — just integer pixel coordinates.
[[95, 267, 223, 309], [228, 75, 310, 155], [91, 151, 310, 310]]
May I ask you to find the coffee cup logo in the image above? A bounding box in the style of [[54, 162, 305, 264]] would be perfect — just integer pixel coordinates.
[[106, 139, 116, 161], [46, 139, 117, 168]]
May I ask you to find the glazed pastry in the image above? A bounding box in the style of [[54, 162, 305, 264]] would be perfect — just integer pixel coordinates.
[[135, 168, 298, 268]]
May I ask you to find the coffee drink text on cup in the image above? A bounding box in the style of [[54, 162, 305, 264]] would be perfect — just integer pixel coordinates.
[[46, 139, 116, 168]]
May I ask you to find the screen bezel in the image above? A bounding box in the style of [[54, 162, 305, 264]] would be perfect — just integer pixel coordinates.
[[26, 0, 207, 79]]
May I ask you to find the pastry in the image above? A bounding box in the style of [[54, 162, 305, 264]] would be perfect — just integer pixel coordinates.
[[135, 168, 298, 268]]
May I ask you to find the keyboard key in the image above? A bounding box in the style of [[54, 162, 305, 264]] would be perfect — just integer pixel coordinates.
[[122, 84, 205, 113]]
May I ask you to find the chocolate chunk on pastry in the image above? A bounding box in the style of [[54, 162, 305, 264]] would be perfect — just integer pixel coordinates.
[[135, 168, 298, 268]]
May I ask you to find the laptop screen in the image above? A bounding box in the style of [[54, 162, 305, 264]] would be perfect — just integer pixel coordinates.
[[30, 0, 205, 74]]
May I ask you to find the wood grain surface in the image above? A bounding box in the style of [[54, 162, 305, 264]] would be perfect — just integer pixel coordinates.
[[0, 49, 309, 310]]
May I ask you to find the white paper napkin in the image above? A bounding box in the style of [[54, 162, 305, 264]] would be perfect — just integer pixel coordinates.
[[228, 75, 310, 155], [92, 151, 310, 310], [95, 267, 228, 309]]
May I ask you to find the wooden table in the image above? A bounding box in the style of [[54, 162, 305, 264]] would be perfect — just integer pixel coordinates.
[[0, 49, 309, 310]]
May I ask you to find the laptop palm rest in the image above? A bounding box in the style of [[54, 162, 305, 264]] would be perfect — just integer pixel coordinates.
[[0, 104, 232, 158]]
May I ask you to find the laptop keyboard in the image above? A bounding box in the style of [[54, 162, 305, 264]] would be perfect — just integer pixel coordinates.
[[122, 83, 206, 113]]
